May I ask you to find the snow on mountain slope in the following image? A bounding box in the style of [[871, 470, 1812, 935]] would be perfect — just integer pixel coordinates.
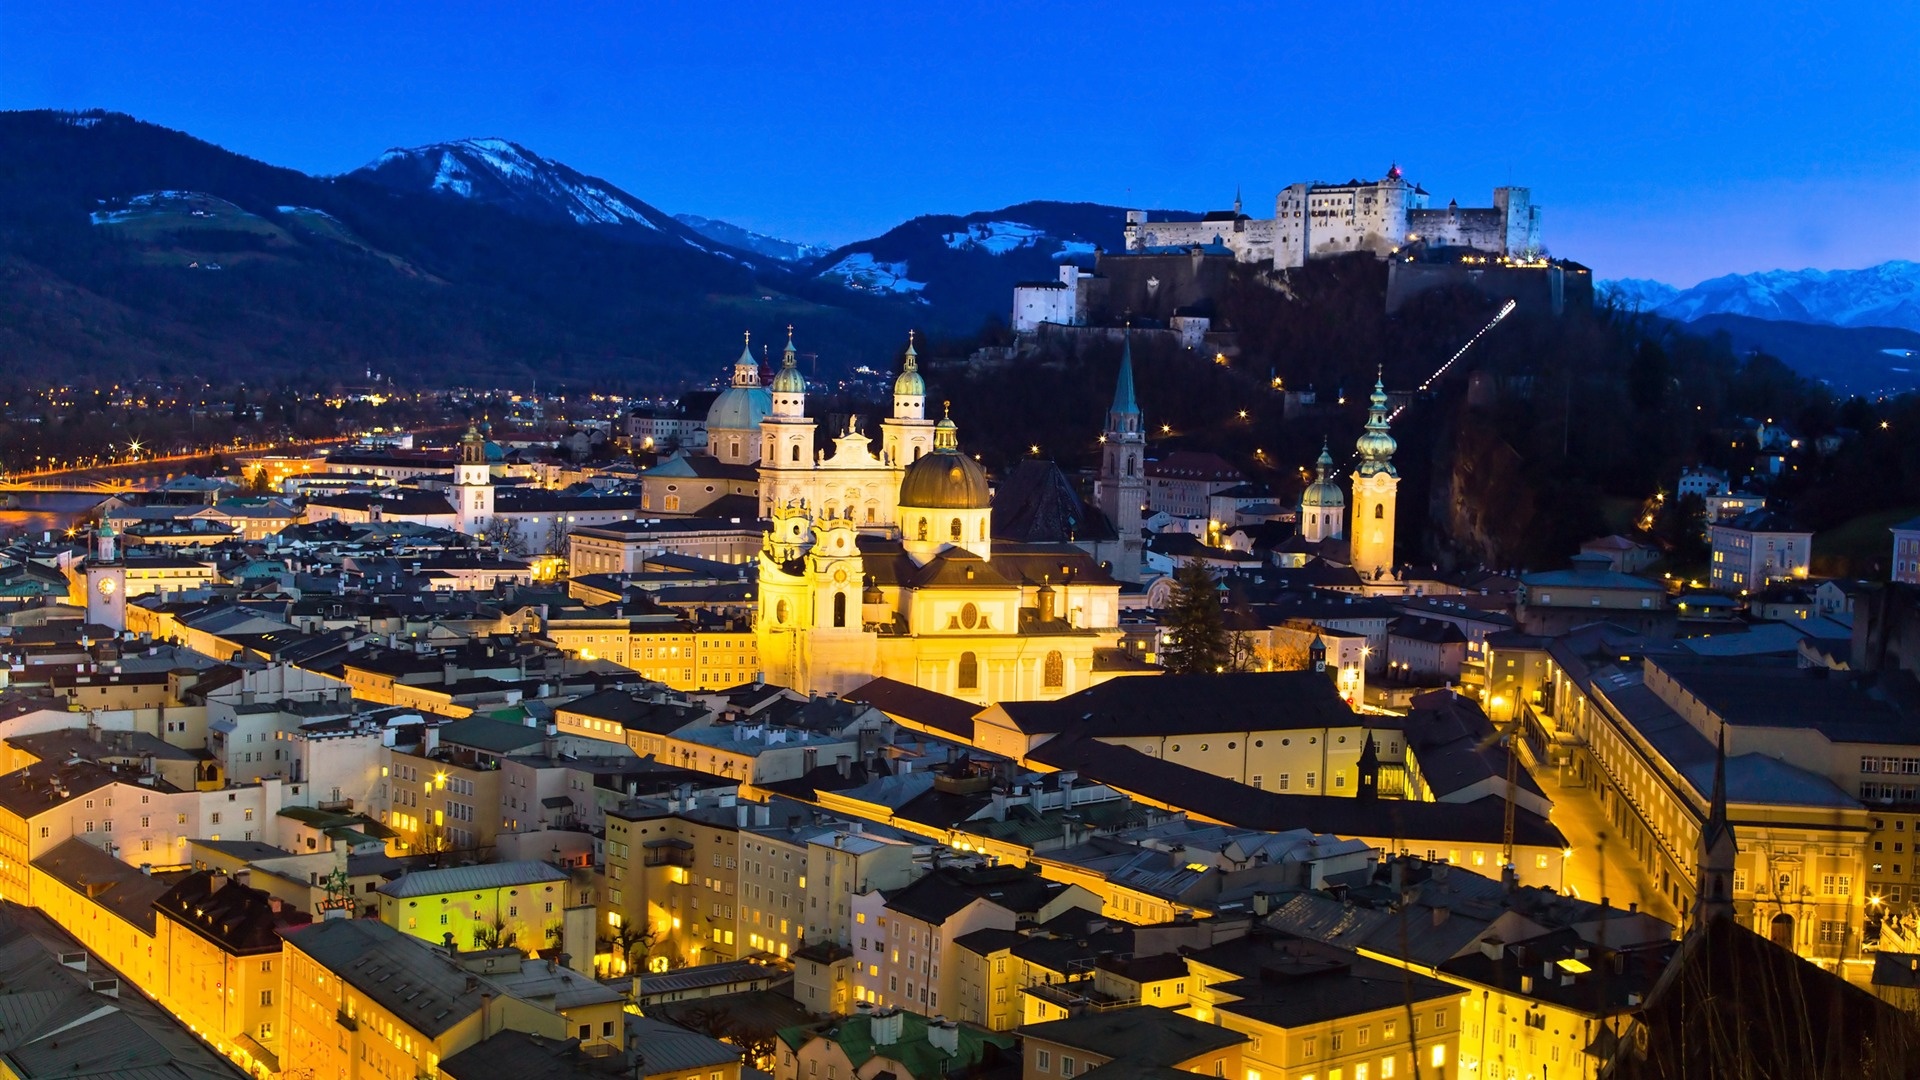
[[942, 220, 1048, 254], [674, 214, 826, 263], [818, 253, 927, 298], [350, 137, 715, 243], [1600, 261, 1920, 332], [1598, 278, 1680, 311]]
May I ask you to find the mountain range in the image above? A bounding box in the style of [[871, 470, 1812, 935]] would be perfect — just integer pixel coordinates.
[[1600, 262, 1920, 333], [0, 107, 1910, 392]]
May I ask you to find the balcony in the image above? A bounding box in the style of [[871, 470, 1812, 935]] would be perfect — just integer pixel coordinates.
[[336, 1009, 358, 1031]]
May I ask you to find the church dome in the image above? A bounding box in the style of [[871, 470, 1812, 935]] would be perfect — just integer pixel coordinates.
[[1301, 449, 1345, 509], [707, 385, 772, 431], [707, 336, 773, 431], [899, 451, 991, 510], [771, 337, 807, 395], [894, 340, 925, 398], [899, 407, 990, 509]]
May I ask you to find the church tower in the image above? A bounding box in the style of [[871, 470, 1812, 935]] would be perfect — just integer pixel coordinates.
[[1695, 728, 1738, 927], [1299, 440, 1346, 543], [454, 423, 494, 535], [85, 521, 127, 632], [758, 329, 817, 518], [880, 332, 934, 469], [1096, 337, 1147, 581], [1349, 372, 1399, 583]]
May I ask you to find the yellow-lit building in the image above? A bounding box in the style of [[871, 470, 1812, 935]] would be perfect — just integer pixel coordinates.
[[278, 917, 567, 1080], [377, 860, 572, 953], [545, 616, 759, 691], [1019, 1006, 1246, 1080], [602, 801, 741, 969], [155, 870, 308, 1077], [1184, 935, 1464, 1080], [28, 837, 168, 994], [383, 749, 504, 853], [754, 351, 1125, 703]]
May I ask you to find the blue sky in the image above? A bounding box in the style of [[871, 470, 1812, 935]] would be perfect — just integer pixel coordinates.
[[3, 0, 1915, 285]]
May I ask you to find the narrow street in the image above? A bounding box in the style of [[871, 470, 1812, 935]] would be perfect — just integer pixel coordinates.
[[1538, 766, 1682, 927]]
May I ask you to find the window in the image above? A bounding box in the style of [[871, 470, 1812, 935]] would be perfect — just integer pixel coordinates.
[[1036, 1051, 1051, 1072], [950, 518, 963, 542], [1305, 1036, 1317, 1058], [1044, 651, 1064, 689], [260, 990, 273, 1006], [958, 652, 979, 690], [1279, 774, 1289, 790], [1062, 1057, 1075, 1078], [833, 592, 847, 628], [1375, 503, 1384, 519], [1333, 1032, 1344, 1052]]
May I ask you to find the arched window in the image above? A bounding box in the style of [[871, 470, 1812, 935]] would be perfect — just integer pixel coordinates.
[[791, 443, 802, 463], [913, 446, 923, 461], [979, 519, 987, 540], [1375, 503, 1385, 520], [957, 652, 978, 690], [1044, 651, 1064, 689], [764, 438, 773, 460], [1125, 455, 1135, 478], [917, 518, 929, 541], [832, 592, 847, 628], [775, 599, 789, 625], [950, 518, 963, 542]]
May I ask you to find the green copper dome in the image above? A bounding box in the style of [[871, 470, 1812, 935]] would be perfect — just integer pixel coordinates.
[[1355, 374, 1397, 477], [1300, 442, 1345, 508], [771, 337, 807, 395], [898, 404, 990, 509]]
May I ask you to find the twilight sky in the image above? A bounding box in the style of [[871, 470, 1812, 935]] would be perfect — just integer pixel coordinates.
[[3, 0, 1915, 285]]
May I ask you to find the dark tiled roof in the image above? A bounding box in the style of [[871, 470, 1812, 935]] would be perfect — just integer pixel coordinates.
[[30, 839, 172, 934], [1020, 1005, 1246, 1064], [884, 864, 1072, 925], [1185, 934, 1458, 1029], [843, 678, 979, 739], [279, 918, 491, 1038], [992, 461, 1117, 544], [994, 671, 1354, 737]]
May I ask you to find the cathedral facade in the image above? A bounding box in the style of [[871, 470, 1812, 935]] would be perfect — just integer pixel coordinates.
[[753, 339, 1125, 703]]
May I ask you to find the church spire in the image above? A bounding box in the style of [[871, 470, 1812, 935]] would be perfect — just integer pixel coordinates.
[[1355, 367, 1397, 477], [1108, 335, 1140, 432], [1695, 726, 1738, 926]]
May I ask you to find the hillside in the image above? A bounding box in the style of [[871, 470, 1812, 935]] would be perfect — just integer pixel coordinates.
[[0, 111, 907, 387], [802, 201, 1198, 320], [1676, 314, 1920, 395]]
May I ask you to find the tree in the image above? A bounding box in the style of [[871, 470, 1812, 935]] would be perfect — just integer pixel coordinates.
[[1224, 631, 1260, 673], [1160, 560, 1230, 675], [472, 916, 515, 950], [604, 920, 661, 974], [244, 466, 274, 495], [1256, 633, 1314, 673], [482, 516, 528, 555]]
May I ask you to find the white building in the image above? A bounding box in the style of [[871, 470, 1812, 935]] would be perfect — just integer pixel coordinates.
[[1123, 166, 1544, 271], [1011, 264, 1090, 333], [1709, 509, 1812, 592]]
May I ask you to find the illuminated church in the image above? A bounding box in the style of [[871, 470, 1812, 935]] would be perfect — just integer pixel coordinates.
[[754, 335, 1125, 703], [1294, 371, 1402, 592]]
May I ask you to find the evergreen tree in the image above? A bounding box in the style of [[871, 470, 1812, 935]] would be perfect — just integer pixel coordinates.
[[1161, 560, 1229, 675]]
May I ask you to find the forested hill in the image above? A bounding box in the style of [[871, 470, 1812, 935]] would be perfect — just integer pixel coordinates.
[[0, 110, 911, 389]]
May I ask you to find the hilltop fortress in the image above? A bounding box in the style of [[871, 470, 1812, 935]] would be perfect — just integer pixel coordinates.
[[1122, 165, 1543, 268]]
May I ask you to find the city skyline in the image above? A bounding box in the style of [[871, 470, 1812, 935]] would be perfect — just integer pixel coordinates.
[[2, 0, 1914, 286]]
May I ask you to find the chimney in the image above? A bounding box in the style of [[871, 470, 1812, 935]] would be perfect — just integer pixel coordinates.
[[1252, 892, 1271, 917], [926, 1017, 960, 1056], [1431, 905, 1450, 927], [870, 1007, 904, 1046]]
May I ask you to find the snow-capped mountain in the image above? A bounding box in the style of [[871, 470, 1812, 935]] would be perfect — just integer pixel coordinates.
[[1600, 261, 1920, 333], [351, 138, 730, 254], [1597, 278, 1679, 311], [674, 214, 827, 263], [806, 201, 1194, 315]]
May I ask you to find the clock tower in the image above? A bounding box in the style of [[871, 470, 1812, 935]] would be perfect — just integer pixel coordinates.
[[86, 522, 127, 631]]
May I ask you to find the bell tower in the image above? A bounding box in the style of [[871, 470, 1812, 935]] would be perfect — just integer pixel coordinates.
[[455, 423, 494, 535], [881, 332, 933, 470], [758, 328, 817, 517], [1096, 337, 1147, 581], [85, 522, 127, 632], [1349, 371, 1399, 583]]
